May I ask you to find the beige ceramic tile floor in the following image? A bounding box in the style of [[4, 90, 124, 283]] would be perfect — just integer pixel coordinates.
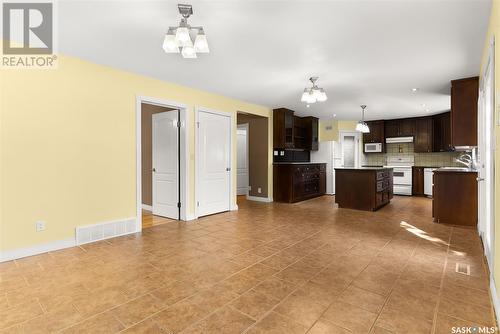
[[0, 195, 496, 333]]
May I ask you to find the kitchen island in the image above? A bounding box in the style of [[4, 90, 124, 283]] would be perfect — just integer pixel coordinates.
[[335, 167, 393, 211]]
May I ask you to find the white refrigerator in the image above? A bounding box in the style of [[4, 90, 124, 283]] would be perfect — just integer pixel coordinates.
[[311, 141, 342, 195]]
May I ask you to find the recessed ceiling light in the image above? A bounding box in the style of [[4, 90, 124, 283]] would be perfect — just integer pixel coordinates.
[[306, 104, 310, 108], [333, 114, 337, 118], [412, 88, 419, 92], [425, 108, 430, 112], [421, 103, 427, 107]]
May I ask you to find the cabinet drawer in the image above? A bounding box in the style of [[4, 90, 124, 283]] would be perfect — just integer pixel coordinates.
[[376, 171, 389, 180]]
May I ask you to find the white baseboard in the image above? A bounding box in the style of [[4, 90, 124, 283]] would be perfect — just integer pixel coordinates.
[[246, 195, 273, 203], [490, 274, 500, 327], [0, 238, 76, 263], [186, 213, 197, 221], [231, 204, 239, 211], [142, 204, 153, 211]]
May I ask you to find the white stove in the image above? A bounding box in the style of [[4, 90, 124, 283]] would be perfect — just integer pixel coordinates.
[[384, 156, 414, 195]]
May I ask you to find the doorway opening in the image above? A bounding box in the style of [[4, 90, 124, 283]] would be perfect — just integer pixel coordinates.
[[136, 97, 189, 231], [237, 112, 269, 205]]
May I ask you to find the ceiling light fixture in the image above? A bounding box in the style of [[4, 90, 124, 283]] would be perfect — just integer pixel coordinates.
[[412, 88, 419, 92], [301, 77, 327, 104], [356, 105, 370, 133], [163, 4, 209, 58]]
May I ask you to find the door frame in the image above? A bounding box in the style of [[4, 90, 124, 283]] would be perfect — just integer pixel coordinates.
[[339, 130, 361, 168], [195, 107, 235, 219], [237, 123, 250, 196], [478, 37, 495, 270], [135, 96, 189, 232]]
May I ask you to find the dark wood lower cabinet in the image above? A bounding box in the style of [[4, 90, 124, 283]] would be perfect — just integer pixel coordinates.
[[273, 163, 326, 203], [412, 167, 424, 196], [335, 168, 393, 211], [433, 170, 478, 227]]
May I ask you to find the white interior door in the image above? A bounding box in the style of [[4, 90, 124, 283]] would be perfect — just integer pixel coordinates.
[[198, 110, 231, 217], [152, 111, 179, 219], [237, 124, 249, 196], [340, 132, 360, 168], [478, 40, 495, 269]]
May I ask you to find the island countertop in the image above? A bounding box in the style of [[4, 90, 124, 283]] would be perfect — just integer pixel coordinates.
[[273, 162, 327, 165], [334, 167, 393, 171]]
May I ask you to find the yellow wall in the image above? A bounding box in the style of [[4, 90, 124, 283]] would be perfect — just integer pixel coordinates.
[[319, 119, 358, 142], [481, 0, 500, 298], [0, 55, 272, 252]]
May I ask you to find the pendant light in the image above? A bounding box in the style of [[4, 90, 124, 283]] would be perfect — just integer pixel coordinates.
[[356, 105, 370, 133]]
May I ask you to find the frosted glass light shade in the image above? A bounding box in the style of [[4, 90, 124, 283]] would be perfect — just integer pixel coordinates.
[[356, 121, 370, 133], [175, 27, 192, 47], [181, 45, 197, 58], [194, 33, 209, 53], [163, 33, 179, 53], [317, 88, 328, 102], [300, 89, 310, 102]]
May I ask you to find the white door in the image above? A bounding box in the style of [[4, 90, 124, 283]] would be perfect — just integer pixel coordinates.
[[198, 110, 231, 217], [478, 39, 495, 268], [237, 124, 249, 195], [152, 111, 179, 219], [340, 132, 360, 168]]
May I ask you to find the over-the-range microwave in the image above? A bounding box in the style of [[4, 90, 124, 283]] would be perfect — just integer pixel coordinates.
[[364, 143, 383, 153]]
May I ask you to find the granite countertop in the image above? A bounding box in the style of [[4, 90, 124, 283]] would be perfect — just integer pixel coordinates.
[[335, 167, 393, 171], [434, 167, 478, 173], [273, 162, 327, 165]]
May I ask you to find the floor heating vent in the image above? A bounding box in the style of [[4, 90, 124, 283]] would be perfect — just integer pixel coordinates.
[[455, 262, 471, 276], [76, 218, 136, 245]]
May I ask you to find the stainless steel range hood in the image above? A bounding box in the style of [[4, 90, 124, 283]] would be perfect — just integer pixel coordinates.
[[385, 136, 414, 144]]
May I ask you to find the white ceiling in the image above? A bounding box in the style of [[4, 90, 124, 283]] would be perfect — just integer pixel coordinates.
[[58, 0, 491, 120]]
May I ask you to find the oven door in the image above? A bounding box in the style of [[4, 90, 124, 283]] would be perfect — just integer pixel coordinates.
[[392, 168, 412, 185]]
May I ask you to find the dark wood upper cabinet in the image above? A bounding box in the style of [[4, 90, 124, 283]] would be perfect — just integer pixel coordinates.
[[293, 116, 307, 150], [384, 119, 415, 137], [384, 120, 400, 138], [399, 119, 416, 137], [273, 108, 294, 149], [363, 121, 384, 143], [273, 108, 319, 151], [414, 117, 433, 153], [303, 116, 319, 151], [363, 120, 385, 153], [451, 77, 479, 147], [433, 112, 452, 152]]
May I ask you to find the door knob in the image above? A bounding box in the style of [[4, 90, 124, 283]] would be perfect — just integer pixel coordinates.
[[477, 177, 485, 182], [226, 167, 231, 171], [152, 168, 156, 172]]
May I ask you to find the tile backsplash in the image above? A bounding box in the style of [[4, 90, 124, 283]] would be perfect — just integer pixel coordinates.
[[364, 143, 462, 167]]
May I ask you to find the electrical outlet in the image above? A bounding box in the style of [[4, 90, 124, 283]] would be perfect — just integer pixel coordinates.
[[35, 221, 46, 232], [248, 185, 252, 191], [258, 187, 262, 194]]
